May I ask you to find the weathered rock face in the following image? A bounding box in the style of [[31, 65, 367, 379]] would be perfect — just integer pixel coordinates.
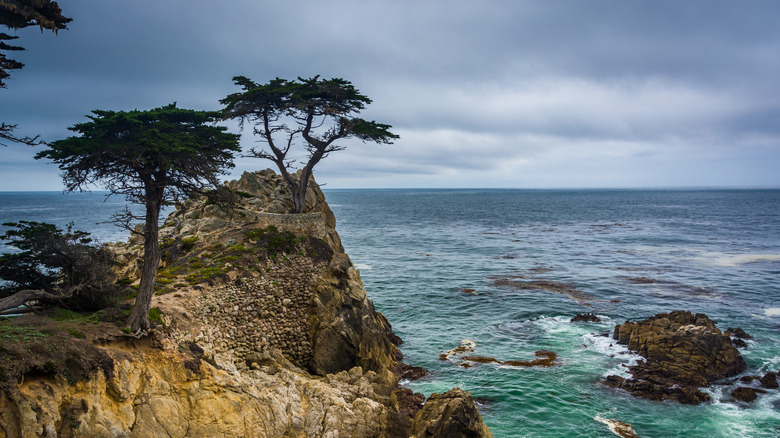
[[0, 346, 397, 438], [112, 169, 400, 383], [605, 310, 746, 404], [0, 169, 492, 437], [410, 388, 494, 438]]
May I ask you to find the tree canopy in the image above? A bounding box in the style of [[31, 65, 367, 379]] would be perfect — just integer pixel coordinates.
[[1, 0, 71, 145], [221, 75, 398, 213], [36, 103, 241, 332]]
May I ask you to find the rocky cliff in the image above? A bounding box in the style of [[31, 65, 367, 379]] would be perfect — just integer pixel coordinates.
[[0, 170, 491, 438]]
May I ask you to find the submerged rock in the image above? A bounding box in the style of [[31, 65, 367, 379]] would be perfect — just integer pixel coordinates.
[[605, 310, 746, 404], [571, 312, 601, 323]]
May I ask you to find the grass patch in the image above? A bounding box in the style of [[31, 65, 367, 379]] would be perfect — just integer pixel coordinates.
[[149, 307, 164, 325], [50, 309, 84, 322]]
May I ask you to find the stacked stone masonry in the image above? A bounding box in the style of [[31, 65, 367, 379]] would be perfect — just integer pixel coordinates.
[[197, 253, 323, 369]]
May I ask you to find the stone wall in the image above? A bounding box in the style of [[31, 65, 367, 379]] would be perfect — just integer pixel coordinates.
[[195, 254, 321, 369]]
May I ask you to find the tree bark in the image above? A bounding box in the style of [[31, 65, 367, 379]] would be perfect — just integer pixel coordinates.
[[128, 189, 161, 333], [0, 288, 73, 313]]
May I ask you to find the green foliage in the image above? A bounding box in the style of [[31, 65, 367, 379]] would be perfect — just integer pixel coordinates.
[[0, 0, 71, 88], [1, 1, 71, 146], [0, 323, 49, 343], [184, 266, 225, 285], [50, 309, 82, 321], [148, 307, 164, 325], [221, 75, 398, 213], [36, 104, 241, 205], [244, 225, 300, 257], [67, 328, 84, 339], [36, 103, 241, 332], [181, 236, 199, 252], [0, 221, 120, 310]]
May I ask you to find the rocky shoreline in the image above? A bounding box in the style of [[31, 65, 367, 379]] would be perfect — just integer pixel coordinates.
[[0, 170, 492, 438]]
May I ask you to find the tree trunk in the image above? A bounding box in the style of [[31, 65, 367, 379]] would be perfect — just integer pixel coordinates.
[[291, 167, 312, 213], [128, 193, 161, 333], [0, 288, 72, 313]]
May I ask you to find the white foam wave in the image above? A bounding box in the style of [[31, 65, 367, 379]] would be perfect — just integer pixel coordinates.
[[583, 332, 642, 378], [686, 249, 780, 267], [765, 308, 780, 316], [354, 263, 372, 271], [633, 246, 780, 267]]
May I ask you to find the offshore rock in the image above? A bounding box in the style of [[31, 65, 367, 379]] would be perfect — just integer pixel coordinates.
[[606, 310, 746, 404], [571, 312, 601, 323], [410, 388, 494, 438], [760, 371, 779, 389], [731, 386, 767, 403]]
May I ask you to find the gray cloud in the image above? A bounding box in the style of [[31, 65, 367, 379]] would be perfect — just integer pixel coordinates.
[[1, 0, 778, 189]]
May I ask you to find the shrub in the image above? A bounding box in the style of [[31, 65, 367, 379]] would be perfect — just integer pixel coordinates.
[[0, 221, 121, 310]]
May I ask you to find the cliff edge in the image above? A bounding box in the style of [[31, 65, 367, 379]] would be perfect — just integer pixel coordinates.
[[0, 170, 491, 438]]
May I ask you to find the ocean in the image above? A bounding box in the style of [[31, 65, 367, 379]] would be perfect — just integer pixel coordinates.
[[2, 189, 779, 437]]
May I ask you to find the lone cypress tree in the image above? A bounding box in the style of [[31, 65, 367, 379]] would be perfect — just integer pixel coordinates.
[[36, 103, 241, 332], [221, 75, 398, 213]]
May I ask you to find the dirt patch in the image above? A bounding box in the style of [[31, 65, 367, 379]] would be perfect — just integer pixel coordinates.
[[0, 311, 124, 395]]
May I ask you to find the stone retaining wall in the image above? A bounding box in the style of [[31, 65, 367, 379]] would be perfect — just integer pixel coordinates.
[[195, 253, 322, 369]]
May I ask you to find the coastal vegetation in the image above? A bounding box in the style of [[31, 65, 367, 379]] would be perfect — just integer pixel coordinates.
[[0, 221, 119, 312], [35, 104, 241, 332], [221, 75, 399, 213]]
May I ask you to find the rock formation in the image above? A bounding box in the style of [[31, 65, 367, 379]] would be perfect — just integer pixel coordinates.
[[0, 169, 491, 437], [410, 388, 494, 438], [605, 310, 747, 404]]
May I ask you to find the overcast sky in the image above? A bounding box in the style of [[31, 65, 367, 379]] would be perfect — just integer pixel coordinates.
[[1, 0, 779, 190]]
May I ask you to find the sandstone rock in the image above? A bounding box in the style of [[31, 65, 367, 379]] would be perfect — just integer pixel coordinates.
[[411, 388, 493, 438], [606, 310, 746, 404], [0, 169, 492, 437]]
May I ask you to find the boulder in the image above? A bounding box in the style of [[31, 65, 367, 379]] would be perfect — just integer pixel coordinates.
[[724, 327, 753, 339], [606, 311, 746, 404], [760, 371, 778, 389], [731, 386, 767, 403], [411, 388, 494, 438]]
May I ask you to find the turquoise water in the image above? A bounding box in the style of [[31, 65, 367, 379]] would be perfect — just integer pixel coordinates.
[[2, 189, 780, 436], [324, 189, 780, 437]]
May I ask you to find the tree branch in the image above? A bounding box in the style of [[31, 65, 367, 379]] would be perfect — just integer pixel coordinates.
[[0, 288, 74, 313]]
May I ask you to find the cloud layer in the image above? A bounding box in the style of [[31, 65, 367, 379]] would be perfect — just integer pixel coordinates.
[[1, 0, 779, 189]]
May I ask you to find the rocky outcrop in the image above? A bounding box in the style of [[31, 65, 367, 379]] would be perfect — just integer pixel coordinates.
[[605, 310, 746, 404], [0, 169, 491, 437], [410, 388, 494, 438], [0, 345, 400, 438]]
